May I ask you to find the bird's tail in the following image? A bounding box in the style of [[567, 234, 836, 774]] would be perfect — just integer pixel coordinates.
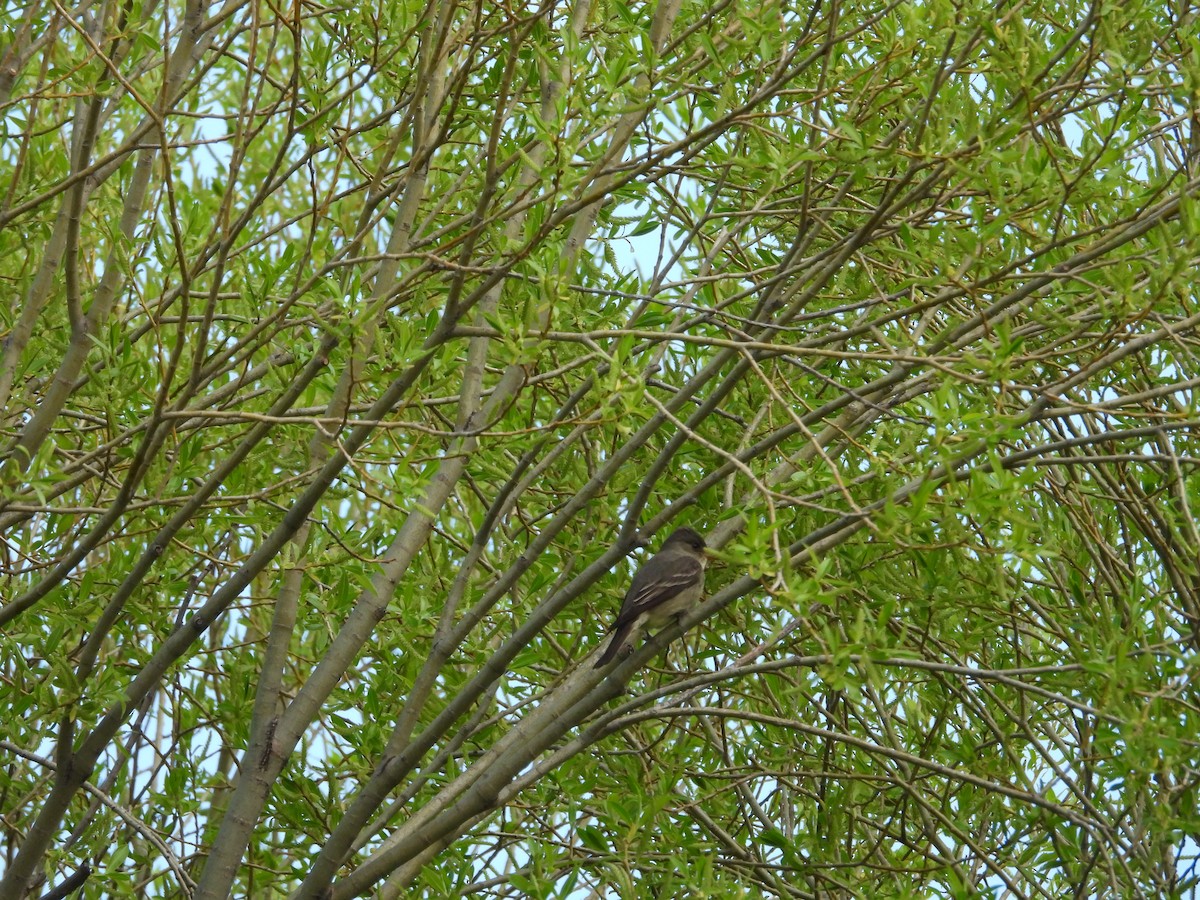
[[594, 621, 634, 668]]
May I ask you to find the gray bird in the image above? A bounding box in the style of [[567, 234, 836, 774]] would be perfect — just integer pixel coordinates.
[[594, 527, 707, 668]]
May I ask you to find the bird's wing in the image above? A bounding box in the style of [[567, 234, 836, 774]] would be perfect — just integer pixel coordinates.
[[612, 553, 704, 629]]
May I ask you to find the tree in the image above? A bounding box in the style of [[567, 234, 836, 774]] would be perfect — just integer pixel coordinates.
[[2, 0, 1199, 896]]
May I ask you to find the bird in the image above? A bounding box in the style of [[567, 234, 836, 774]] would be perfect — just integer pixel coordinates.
[[594, 527, 707, 668]]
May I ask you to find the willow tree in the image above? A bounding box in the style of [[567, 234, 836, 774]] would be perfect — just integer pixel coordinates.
[[2, 0, 1198, 896]]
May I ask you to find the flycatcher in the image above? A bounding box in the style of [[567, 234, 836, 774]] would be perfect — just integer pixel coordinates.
[[594, 527, 707, 668]]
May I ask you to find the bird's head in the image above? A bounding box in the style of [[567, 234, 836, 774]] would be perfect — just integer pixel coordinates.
[[662, 527, 706, 554]]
